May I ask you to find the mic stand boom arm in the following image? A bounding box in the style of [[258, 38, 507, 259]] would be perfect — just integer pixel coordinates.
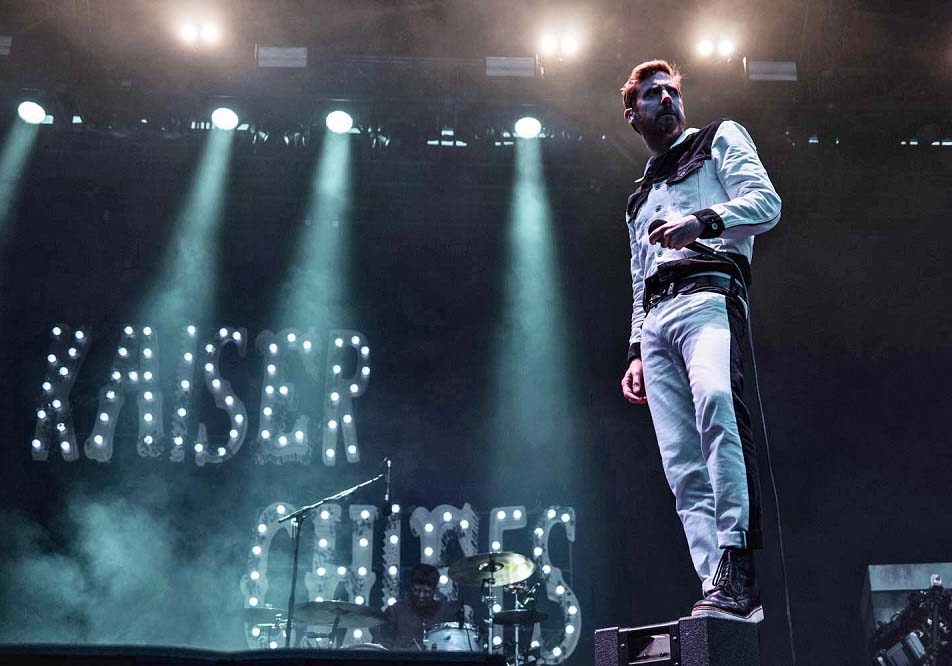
[[277, 472, 384, 648]]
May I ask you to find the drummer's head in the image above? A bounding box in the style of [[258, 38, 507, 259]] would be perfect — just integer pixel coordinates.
[[408, 563, 440, 608]]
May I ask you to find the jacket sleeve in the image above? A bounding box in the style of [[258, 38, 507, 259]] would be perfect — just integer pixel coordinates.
[[691, 120, 781, 240], [627, 214, 646, 363]]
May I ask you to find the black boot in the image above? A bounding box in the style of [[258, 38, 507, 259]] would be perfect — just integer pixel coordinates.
[[691, 548, 764, 623]]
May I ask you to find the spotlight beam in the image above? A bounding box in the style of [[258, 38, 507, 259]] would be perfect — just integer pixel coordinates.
[[139, 128, 235, 327], [487, 138, 581, 492], [277, 129, 354, 328]]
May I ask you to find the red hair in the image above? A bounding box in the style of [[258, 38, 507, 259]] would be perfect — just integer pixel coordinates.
[[620, 59, 682, 109]]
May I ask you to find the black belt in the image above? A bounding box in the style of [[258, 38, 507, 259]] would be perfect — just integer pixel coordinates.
[[644, 273, 746, 314]]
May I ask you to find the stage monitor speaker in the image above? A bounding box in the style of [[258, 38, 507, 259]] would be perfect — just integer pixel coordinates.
[[595, 615, 760, 666]]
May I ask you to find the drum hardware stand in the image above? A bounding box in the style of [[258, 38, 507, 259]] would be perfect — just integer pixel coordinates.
[[277, 473, 384, 648], [480, 559, 501, 654]]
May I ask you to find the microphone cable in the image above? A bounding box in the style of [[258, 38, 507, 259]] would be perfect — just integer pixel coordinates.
[[693, 245, 798, 665]]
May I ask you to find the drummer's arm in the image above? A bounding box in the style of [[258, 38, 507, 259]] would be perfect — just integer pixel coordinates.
[[371, 606, 397, 648]]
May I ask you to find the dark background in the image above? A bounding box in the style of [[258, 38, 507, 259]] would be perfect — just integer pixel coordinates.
[[0, 1, 951, 664]]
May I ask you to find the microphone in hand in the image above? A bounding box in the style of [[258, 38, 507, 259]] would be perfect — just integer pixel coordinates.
[[648, 218, 720, 257]]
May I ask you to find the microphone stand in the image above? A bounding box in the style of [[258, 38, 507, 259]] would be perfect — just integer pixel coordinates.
[[277, 472, 384, 648]]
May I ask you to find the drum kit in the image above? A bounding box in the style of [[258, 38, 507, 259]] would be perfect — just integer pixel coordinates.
[[244, 551, 548, 665]]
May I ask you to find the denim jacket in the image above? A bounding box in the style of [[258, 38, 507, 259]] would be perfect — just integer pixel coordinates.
[[626, 120, 781, 361]]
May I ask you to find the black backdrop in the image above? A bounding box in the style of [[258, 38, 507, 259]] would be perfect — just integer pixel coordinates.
[[1, 118, 950, 665]]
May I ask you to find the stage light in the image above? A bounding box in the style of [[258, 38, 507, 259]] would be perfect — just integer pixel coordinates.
[[211, 107, 239, 131], [560, 34, 580, 57], [717, 39, 736, 56], [325, 111, 354, 134], [697, 39, 714, 57], [460, 519, 469, 529], [539, 34, 558, 56], [515, 116, 542, 140], [200, 23, 221, 44], [252, 545, 262, 556], [568, 605, 578, 615], [17, 101, 46, 125], [388, 565, 398, 576], [337, 566, 347, 576], [180, 23, 199, 44]]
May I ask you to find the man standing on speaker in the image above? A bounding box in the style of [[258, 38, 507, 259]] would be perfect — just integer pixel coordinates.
[[619, 60, 781, 622]]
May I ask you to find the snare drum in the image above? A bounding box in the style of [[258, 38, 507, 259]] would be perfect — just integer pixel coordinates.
[[424, 622, 480, 652]]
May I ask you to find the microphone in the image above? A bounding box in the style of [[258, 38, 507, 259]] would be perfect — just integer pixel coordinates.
[[648, 218, 721, 257]]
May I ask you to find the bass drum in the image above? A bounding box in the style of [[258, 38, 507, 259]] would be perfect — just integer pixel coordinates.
[[425, 622, 481, 652], [348, 642, 389, 651]]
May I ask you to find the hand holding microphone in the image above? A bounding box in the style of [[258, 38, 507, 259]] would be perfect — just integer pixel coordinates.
[[648, 216, 718, 256]]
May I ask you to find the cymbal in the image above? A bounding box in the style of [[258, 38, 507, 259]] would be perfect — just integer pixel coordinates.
[[448, 552, 535, 587], [241, 606, 287, 624], [293, 601, 388, 628], [493, 609, 549, 626]]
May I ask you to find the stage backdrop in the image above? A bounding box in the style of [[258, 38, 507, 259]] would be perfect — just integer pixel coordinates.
[[1, 118, 950, 665]]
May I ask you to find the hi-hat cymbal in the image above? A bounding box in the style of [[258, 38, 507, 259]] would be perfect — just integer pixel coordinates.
[[448, 552, 535, 587], [293, 601, 388, 628], [241, 606, 287, 624], [493, 609, 549, 626]]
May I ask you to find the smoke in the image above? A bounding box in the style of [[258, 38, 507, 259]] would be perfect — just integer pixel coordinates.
[[0, 477, 244, 648]]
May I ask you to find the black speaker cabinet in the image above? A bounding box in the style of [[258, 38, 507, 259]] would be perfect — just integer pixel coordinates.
[[595, 616, 760, 666]]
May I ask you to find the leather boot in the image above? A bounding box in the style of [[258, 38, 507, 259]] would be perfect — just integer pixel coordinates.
[[691, 548, 764, 623]]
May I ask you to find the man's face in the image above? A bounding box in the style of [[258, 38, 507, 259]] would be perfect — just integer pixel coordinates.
[[410, 582, 436, 608], [626, 72, 686, 140]]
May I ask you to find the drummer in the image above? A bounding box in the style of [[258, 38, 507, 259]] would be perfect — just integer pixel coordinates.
[[372, 563, 470, 650]]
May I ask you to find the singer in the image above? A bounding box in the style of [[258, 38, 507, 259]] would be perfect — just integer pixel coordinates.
[[618, 60, 781, 622]]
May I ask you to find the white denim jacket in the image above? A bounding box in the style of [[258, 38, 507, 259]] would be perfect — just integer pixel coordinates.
[[626, 120, 781, 360]]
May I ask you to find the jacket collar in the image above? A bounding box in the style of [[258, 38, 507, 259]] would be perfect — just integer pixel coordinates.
[[635, 127, 699, 184]]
